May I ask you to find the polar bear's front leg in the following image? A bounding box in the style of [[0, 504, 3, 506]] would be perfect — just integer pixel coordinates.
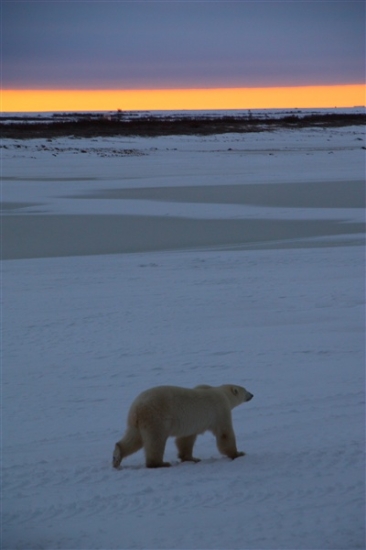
[[175, 435, 201, 463], [215, 427, 245, 460]]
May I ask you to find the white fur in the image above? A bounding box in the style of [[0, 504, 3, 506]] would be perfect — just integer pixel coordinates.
[[113, 384, 253, 468]]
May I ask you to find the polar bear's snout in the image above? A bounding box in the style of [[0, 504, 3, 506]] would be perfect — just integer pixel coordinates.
[[246, 392, 254, 401]]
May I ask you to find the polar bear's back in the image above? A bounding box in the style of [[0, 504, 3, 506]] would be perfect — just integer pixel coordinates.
[[127, 385, 230, 438]]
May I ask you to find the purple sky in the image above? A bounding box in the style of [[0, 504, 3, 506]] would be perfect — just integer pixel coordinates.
[[2, 0, 365, 89]]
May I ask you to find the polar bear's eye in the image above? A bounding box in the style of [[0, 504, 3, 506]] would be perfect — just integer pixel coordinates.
[[231, 387, 238, 396]]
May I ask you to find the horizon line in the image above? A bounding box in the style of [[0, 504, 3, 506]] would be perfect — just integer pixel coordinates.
[[1, 84, 365, 112]]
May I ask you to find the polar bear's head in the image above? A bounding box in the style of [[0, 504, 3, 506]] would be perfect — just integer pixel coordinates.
[[221, 384, 253, 409]]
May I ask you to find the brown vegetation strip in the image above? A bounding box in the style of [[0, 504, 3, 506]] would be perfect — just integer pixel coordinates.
[[1, 113, 365, 139]]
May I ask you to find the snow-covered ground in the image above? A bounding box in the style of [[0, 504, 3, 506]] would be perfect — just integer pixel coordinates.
[[2, 125, 365, 549]]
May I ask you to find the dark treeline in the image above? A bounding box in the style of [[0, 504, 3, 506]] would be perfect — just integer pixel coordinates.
[[1, 112, 365, 139]]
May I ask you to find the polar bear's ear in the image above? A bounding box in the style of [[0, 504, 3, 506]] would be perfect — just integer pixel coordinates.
[[231, 386, 239, 396]]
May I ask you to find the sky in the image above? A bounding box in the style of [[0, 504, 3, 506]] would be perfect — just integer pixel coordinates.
[[1, 1, 365, 110]]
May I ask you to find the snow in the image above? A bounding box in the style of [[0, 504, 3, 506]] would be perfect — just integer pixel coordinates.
[[2, 125, 365, 549]]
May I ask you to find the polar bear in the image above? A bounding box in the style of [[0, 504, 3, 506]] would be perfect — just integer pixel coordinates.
[[112, 384, 253, 468]]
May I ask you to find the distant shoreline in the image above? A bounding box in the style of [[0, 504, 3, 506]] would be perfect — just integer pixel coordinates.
[[1, 111, 365, 139]]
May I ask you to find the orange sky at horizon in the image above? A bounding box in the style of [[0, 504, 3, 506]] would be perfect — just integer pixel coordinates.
[[1, 84, 365, 112]]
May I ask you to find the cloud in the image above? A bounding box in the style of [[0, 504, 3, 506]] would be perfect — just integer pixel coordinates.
[[2, 1, 365, 88]]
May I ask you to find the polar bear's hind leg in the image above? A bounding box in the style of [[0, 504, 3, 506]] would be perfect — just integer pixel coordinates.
[[175, 435, 201, 463], [141, 428, 171, 468], [113, 427, 143, 468]]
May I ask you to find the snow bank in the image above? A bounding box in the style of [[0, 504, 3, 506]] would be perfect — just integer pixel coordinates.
[[3, 246, 365, 549]]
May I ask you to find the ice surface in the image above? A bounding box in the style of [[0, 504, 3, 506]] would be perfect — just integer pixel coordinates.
[[2, 125, 365, 549]]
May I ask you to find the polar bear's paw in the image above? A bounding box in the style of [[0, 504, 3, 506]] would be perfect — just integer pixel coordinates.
[[231, 451, 245, 459], [112, 443, 122, 469], [179, 455, 201, 463], [146, 460, 171, 468]]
